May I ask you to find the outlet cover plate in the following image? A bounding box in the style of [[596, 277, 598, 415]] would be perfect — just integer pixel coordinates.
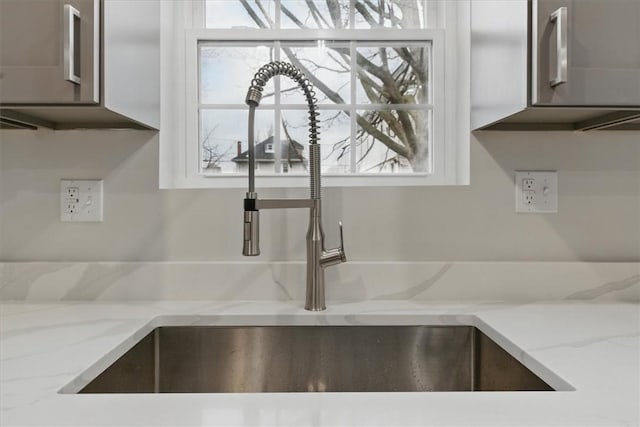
[[515, 171, 558, 213], [61, 180, 103, 222]]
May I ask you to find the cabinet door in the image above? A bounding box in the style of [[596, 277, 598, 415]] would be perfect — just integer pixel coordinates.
[[532, 0, 640, 106], [0, 0, 99, 104]]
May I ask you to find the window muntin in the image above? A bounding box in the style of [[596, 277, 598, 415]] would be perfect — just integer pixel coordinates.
[[196, 1, 441, 179]]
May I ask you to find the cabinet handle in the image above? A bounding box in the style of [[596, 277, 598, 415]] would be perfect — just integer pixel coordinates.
[[549, 6, 568, 87], [63, 4, 81, 85]]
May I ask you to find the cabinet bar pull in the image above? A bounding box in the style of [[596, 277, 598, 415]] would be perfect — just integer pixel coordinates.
[[549, 6, 568, 87], [63, 4, 81, 85]]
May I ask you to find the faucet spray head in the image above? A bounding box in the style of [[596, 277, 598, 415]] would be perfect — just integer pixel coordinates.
[[243, 193, 260, 256], [242, 209, 260, 256], [245, 88, 262, 107]]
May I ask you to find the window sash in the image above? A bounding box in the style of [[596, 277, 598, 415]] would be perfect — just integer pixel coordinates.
[[199, 0, 438, 31], [186, 13, 446, 186], [189, 29, 443, 179], [197, 39, 433, 107]]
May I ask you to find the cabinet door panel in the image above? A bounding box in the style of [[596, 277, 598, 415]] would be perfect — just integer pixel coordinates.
[[533, 0, 640, 106], [0, 0, 99, 104]]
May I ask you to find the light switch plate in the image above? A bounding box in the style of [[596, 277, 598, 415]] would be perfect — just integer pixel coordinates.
[[515, 171, 558, 213], [61, 179, 103, 222]]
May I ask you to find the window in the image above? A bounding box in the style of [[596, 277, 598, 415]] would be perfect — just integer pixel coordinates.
[[160, 1, 469, 188]]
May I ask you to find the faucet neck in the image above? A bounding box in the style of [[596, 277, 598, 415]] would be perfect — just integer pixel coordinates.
[[242, 62, 346, 312], [247, 107, 257, 194], [245, 62, 320, 199]]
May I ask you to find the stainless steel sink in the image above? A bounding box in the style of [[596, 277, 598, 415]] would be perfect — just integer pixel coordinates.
[[78, 326, 554, 393]]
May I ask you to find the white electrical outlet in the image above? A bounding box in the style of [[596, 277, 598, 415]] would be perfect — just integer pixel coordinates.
[[523, 191, 535, 205], [61, 180, 103, 222], [523, 178, 535, 191], [515, 171, 558, 213]]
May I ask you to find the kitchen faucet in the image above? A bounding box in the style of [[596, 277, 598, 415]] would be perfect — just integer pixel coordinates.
[[242, 61, 346, 311]]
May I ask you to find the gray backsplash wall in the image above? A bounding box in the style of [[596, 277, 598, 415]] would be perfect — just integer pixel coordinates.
[[0, 129, 638, 262]]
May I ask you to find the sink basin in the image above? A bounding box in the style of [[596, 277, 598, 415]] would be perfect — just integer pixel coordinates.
[[77, 326, 554, 393]]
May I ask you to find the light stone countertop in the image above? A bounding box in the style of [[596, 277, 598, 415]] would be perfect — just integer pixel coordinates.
[[1, 300, 638, 427]]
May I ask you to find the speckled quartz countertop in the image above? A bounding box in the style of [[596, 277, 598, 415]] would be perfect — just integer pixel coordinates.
[[1, 300, 639, 427]]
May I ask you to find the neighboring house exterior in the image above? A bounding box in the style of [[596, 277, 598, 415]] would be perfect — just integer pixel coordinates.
[[232, 136, 307, 173]]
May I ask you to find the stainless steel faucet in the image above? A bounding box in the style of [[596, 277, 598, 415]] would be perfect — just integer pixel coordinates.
[[242, 61, 346, 311]]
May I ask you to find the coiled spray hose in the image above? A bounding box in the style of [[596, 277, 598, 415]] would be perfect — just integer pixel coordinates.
[[245, 61, 321, 199]]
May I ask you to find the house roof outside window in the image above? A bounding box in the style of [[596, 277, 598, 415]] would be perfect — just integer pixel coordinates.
[[232, 136, 306, 164]]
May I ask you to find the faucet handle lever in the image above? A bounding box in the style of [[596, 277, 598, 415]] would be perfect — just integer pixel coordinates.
[[320, 221, 347, 267]]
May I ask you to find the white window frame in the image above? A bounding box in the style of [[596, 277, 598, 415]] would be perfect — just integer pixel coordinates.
[[159, 0, 470, 189]]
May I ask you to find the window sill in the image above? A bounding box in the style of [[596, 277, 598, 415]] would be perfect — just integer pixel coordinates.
[[160, 172, 465, 189]]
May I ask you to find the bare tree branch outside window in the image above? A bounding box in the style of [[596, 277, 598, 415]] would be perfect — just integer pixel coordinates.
[[202, 125, 234, 171], [236, 0, 429, 172]]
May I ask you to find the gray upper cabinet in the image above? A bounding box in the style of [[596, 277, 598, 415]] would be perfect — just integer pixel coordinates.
[[0, 0, 159, 130], [0, 0, 99, 105], [472, 0, 640, 131], [532, 0, 640, 106]]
